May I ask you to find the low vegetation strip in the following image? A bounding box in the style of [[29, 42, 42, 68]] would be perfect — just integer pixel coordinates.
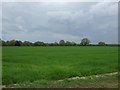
[[56, 72, 118, 82], [3, 46, 118, 85], [2, 74, 118, 88]]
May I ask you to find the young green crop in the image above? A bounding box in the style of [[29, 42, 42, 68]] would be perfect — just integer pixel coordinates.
[[2, 46, 118, 85]]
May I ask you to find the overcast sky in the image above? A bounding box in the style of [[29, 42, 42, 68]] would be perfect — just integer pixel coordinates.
[[2, 2, 118, 44]]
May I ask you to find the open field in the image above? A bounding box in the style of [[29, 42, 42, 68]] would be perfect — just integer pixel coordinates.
[[2, 46, 118, 87]]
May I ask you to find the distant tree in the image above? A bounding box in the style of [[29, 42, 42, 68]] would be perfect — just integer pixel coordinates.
[[71, 42, 76, 46], [98, 42, 106, 46], [33, 41, 45, 46], [22, 41, 32, 46], [65, 41, 76, 46], [2, 40, 22, 46], [8, 40, 16, 46], [48, 43, 54, 46], [54, 42, 59, 46], [2, 40, 6, 46], [59, 40, 65, 46], [5, 41, 10, 46], [45, 43, 49, 46], [65, 41, 71, 46], [0, 39, 2, 46], [52, 42, 59, 46], [15, 40, 22, 46], [80, 38, 91, 46]]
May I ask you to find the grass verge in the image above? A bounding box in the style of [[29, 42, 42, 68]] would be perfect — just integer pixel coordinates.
[[5, 74, 119, 88]]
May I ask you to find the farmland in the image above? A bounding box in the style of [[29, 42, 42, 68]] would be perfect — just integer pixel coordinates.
[[2, 46, 118, 87]]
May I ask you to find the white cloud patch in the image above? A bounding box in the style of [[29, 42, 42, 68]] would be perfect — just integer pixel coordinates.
[[90, 2, 118, 16]]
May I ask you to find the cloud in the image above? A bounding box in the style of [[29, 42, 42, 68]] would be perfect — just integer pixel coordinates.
[[1, 0, 119, 2], [2, 2, 118, 44], [3, 30, 82, 43], [90, 2, 117, 16]]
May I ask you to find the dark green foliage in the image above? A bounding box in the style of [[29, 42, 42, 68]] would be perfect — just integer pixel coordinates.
[[33, 41, 45, 46], [15, 41, 22, 46], [65, 41, 76, 46], [2, 40, 6, 46], [7, 40, 16, 46], [1, 39, 119, 46], [22, 41, 33, 46], [80, 38, 91, 46], [98, 42, 106, 46], [59, 40, 65, 46], [0, 39, 1, 45], [65, 41, 72, 46]]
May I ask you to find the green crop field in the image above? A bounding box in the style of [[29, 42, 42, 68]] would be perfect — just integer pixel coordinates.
[[2, 46, 118, 86]]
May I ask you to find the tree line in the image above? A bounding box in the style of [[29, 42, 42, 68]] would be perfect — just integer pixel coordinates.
[[0, 38, 119, 46]]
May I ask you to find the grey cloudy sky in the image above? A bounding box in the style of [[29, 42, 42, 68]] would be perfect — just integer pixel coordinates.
[[2, 2, 118, 44]]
